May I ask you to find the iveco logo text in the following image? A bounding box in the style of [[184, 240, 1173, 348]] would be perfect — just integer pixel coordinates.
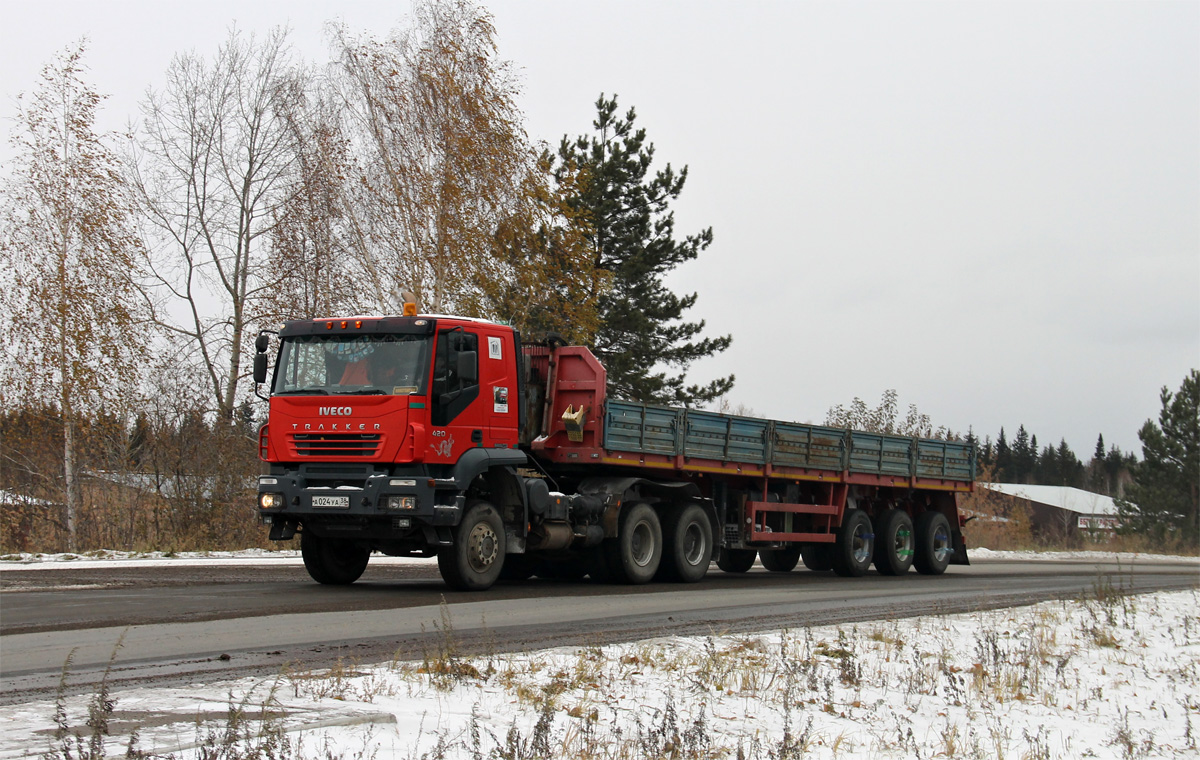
[[319, 407, 353, 416]]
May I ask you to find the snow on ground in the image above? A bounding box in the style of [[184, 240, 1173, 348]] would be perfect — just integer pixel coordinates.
[[2, 547, 1196, 571], [3, 588, 1197, 759]]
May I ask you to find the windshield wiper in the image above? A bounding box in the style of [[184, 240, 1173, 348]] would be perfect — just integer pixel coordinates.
[[341, 389, 387, 395], [275, 388, 330, 396]]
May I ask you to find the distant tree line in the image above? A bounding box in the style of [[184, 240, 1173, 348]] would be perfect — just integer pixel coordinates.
[[971, 426, 1137, 496]]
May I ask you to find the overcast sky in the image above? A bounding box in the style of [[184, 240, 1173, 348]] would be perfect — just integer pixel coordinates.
[[2, 0, 1196, 455]]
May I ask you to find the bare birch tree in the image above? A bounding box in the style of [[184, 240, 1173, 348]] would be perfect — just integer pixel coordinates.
[[130, 27, 300, 420], [0, 42, 145, 550], [259, 71, 362, 321], [330, 0, 535, 314]]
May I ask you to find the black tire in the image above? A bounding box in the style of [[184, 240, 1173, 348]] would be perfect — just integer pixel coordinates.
[[438, 501, 506, 591], [873, 509, 915, 576], [913, 511, 953, 575], [658, 504, 713, 583], [801, 545, 834, 571], [498, 554, 537, 581], [536, 556, 589, 581], [300, 531, 370, 585], [759, 546, 802, 572], [603, 502, 662, 584], [716, 548, 757, 573], [831, 508, 874, 577]]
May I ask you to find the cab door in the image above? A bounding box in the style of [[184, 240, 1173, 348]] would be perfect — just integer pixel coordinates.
[[427, 328, 484, 463]]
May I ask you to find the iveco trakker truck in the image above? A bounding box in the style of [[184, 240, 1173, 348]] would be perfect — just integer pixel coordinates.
[[253, 307, 974, 590]]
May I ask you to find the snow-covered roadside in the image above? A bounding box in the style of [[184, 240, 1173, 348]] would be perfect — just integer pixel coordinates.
[[5, 589, 1197, 759], [2, 547, 1195, 571]]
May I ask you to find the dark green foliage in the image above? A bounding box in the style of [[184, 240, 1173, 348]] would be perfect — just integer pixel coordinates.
[[557, 94, 732, 405], [1118, 370, 1200, 546]]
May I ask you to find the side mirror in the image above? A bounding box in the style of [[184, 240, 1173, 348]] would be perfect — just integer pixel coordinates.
[[255, 333, 270, 353], [253, 353, 268, 384], [457, 351, 477, 384]]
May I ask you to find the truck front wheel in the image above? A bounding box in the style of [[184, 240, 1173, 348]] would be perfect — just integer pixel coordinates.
[[300, 531, 370, 585], [658, 504, 712, 583], [604, 502, 662, 584], [438, 501, 506, 591]]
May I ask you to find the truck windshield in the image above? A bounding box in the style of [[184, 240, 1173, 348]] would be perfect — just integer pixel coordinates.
[[272, 334, 432, 396]]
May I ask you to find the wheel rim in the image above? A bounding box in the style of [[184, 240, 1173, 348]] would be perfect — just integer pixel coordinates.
[[851, 523, 871, 565], [894, 525, 913, 560], [681, 522, 706, 565], [932, 525, 951, 563], [630, 519, 655, 567], [467, 521, 499, 573]]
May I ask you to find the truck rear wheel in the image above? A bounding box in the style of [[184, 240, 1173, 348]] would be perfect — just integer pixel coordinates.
[[831, 508, 874, 577], [300, 531, 370, 585], [604, 502, 662, 584], [438, 501, 506, 591], [873, 509, 915, 576], [716, 548, 757, 573], [658, 504, 712, 583], [913, 511, 953, 575], [801, 545, 834, 571], [760, 547, 801, 572]]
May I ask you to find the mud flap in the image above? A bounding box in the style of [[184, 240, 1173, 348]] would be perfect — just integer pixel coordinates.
[[950, 529, 970, 565]]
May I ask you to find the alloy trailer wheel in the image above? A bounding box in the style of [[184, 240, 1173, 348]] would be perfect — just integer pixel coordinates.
[[913, 511, 953, 575], [438, 501, 506, 591], [658, 504, 713, 583], [604, 502, 662, 584], [831, 508, 874, 577], [873, 509, 915, 576], [300, 531, 370, 585], [716, 548, 757, 573]]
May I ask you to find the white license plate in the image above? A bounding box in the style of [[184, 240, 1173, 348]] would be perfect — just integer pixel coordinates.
[[312, 495, 350, 508]]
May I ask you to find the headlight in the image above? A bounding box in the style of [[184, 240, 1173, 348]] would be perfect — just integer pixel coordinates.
[[386, 496, 416, 511], [389, 479, 417, 487], [260, 493, 284, 509]]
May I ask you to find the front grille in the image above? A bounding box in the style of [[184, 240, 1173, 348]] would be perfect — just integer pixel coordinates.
[[292, 433, 381, 457]]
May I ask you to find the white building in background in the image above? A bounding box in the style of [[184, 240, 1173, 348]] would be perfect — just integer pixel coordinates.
[[980, 482, 1121, 535]]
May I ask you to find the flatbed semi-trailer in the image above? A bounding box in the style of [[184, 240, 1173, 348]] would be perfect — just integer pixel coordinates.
[[254, 310, 974, 590]]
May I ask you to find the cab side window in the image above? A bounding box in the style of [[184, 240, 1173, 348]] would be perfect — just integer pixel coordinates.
[[431, 330, 479, 425]]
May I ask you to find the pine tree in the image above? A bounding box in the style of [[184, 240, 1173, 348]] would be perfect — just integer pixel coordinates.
[[1118, 370, 1200, 546], [557, 94, 732, 405], [1090, 434, 1108, 493], [995, 427, 1011, 481]]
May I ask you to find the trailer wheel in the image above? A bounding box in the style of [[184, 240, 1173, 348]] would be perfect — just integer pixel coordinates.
[[716, 548, 757, 573], [873, 509, 915, 576], [438, 501, 506, 591], [831, 508, 874, 577], [760, 547, 802, 572], [604, 502, 662, 584], [801, 545, 834, 571], [913, 511, 953, 575], [658, 504, 712, 583], [301, 531, 370, 585]]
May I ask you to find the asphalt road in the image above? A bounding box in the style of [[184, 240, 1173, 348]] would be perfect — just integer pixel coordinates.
[[1, 555, 1196, 703]]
